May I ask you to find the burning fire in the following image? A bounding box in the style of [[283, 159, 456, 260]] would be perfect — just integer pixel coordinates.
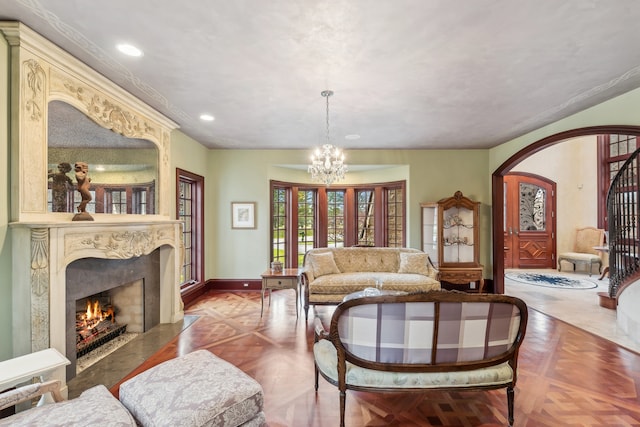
[[80, 299, 115, 328], [76, 298, 125, 356]]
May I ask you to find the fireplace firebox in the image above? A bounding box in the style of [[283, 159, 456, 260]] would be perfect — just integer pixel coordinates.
[[65, 250, 161, 379]]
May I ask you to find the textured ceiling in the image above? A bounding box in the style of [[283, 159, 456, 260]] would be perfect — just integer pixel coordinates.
[[2, 0, 640, 150]]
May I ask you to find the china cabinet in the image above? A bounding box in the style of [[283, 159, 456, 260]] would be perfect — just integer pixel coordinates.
[[434, 191, 484, 292]]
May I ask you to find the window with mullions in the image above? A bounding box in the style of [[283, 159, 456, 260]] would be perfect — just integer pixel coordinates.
[[272, 187, 287, 265], [598, 134, 640, 229], [387, 187, 404, 247], [297, 189, 316, 265], [106, 189, 127, 214], [176, 169, 204, 289], [356, 190, 375, 246], [50, 183, 154, 214], [327, 190, 345, 248], [270, 180, 405, 267], [132, 188, 149, 214]]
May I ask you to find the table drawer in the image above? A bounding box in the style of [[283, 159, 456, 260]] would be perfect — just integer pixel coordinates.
[[264, 277, 297, 289]]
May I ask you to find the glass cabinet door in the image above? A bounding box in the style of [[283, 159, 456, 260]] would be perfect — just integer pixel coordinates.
[[442, 205, 475, 263], [421, 203, 438, 266]]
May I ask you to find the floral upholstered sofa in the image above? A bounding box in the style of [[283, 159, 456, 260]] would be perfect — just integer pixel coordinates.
[[301, 247, 440, 319]]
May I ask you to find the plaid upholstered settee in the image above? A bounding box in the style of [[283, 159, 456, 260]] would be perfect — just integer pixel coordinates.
[[301, 247, 440, 319], [313, 291, 528, 427]]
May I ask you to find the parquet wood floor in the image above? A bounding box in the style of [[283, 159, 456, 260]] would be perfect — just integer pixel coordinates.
[[111, 290, 640, 426]]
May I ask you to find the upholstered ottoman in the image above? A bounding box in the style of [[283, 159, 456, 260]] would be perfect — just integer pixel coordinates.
[[119, 350, 265, 427], [0, 385, 136, 426]]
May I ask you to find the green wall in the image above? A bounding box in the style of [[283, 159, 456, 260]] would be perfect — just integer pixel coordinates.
[[0, 26, 10, 360], [207, 149, 490, 280]]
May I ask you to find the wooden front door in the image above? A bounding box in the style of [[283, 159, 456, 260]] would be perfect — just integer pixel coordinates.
[[504, 173, 556, 268]]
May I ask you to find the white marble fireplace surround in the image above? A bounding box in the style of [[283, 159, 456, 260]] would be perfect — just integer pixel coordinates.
[[2, 22, 184, 396]]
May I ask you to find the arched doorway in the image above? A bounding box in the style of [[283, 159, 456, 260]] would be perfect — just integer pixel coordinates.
[[492, 125, 640, 294]]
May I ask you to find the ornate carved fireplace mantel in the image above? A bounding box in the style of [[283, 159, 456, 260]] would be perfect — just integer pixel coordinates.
[[2, 22, 184, 395]]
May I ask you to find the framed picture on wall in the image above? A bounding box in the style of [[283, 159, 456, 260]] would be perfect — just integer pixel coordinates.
[[231, 202, 256, 229]]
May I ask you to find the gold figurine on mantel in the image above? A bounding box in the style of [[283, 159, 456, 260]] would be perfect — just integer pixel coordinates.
[[72, 162, 94, 221]]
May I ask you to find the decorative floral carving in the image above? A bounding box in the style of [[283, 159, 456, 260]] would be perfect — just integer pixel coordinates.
[[63, 82, 156, 139], [80, 231, 156, 259], [30, 228, 49, 296], [30, 228, 50, 352], [24, 59, 45, 121]]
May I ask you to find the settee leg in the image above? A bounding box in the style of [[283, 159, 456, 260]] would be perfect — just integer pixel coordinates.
[[507, 386, 514, 426], [339, 390, 346, 427]]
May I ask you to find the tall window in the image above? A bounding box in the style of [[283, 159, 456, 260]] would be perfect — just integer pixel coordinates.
[[327, 190, 345, 248], [270, 180, 405, 266], [106, 189, 127, 214], [356, 190, 375, 246], [387, 187, 404, 247], [297, 190, 316, 265], [598, 134, 639, 229], [272, 187, 287, 265], [177, 169, 204, 289]]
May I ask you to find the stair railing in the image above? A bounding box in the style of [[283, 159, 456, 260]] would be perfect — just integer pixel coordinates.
[[607, 146, 640, 298]]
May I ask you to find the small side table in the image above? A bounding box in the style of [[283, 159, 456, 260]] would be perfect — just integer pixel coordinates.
[[261, 268, 301, 317]]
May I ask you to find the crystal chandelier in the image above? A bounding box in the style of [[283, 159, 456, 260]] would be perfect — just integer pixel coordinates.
[[308, 90, 347, 186]]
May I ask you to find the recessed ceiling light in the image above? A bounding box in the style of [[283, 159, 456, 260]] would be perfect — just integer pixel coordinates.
[[200, 114, 215, 122], [116, 43, 143, 57], [345, 134, 361, 140]]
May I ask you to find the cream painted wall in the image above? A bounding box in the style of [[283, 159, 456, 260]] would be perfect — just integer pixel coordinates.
[[208, 149, 490, 280], [511, 136, 598, 257]]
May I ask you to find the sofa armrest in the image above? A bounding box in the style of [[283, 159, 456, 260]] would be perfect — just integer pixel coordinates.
[[313, 317, 329, 343], [301, 269, 315, 285], [0, 380, 64, 411], [426, 255, 439, 280]]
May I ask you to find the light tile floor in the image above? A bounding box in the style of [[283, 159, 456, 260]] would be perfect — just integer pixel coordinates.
[[504, 268, 640, 354]]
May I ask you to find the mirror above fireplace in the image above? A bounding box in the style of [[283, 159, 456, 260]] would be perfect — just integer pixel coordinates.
[[48, 101, 159, 214]]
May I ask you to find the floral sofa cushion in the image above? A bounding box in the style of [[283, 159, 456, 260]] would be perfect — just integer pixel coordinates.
[[308, 251, 340, 278], [398, 252, 432, 275]]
